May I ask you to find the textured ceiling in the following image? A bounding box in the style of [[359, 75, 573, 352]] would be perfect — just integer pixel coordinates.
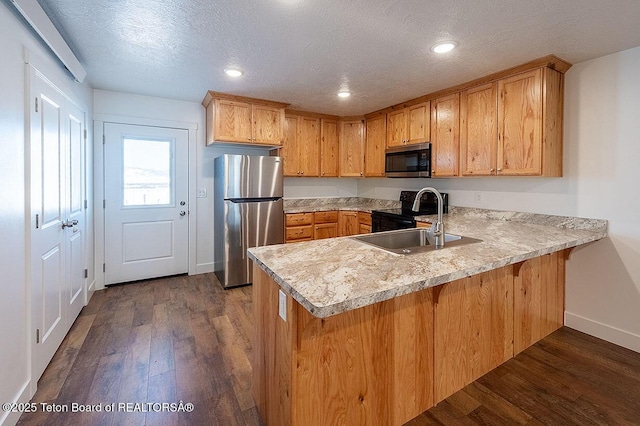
[[37, 0, 640, 115]]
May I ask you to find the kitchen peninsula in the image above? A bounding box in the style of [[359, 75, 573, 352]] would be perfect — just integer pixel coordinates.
[[248, 207, 607, 425]]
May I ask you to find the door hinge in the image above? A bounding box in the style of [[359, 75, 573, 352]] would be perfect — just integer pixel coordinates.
[[84, 200, 88, 209], [102, 134, 105, 145], [84, 269, 88, 278], [103, 263, 106, 273], [36, 329, 40, 344], [35, 214, 39, 229], [103, 199, 106, 209], [84, 129, 87, 140], [35, 97, 38, 113]]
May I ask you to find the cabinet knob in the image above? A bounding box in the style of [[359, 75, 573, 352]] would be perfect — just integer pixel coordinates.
[[247, 137, 252, 140], [301, 171, 304, 175], [490, 168, 495, 172], [360, 172, 363, 176], [497, 168, 502, 172], [322, 172, 325, 175]]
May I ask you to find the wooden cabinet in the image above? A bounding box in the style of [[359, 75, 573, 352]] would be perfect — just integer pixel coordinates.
[[202, 91, 288, 146], [338, 211, 359, 236], [386, 102, 430, 148], [314, 211, 338, 240], [282, 114, 320, 177], [460, 67, 563, 177], [431, 93, 460, 177], [339, 119, 365, 177], [358, 212, 372, 234], [364, 115, 386, 177], [497, 68, 563, 176], [320, 119, 339, 177], [285, 213, 314, 243], [460, 83, 498, 176]]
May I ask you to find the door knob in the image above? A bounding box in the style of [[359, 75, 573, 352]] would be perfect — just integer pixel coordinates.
[[180, 211, 186, 217], [62, 219, 78, 229]]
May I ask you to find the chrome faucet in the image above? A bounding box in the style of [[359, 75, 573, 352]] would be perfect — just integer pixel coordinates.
[[412, 187, 445, 248]]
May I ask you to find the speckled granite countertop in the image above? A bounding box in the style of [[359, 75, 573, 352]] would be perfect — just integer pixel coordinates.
[[248, 207, 607, 318], [283, 197, 399, 213]]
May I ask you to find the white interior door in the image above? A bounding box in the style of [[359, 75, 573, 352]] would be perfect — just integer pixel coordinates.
[[104, 123, 189, 285], [65, 102, 86, 322], [29, 67, 87, 382]]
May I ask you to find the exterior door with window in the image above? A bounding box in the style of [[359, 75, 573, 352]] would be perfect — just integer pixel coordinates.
[[104, 123, 189, 285]]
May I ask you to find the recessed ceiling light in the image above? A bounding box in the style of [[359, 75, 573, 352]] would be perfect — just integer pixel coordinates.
[[224, 68, 243, 77], [337, 91, 351, 98], [431, 41, 457, 54]]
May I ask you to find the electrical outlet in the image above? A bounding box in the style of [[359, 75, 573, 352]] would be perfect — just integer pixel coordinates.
[[278, 289, 287, 321], [475, 193, 483, 204]]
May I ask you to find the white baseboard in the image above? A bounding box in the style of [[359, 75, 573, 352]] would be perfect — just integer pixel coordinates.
[[565, 311, 640, 354], [195, 262, 215, 275], [0, 379, 31, 426]]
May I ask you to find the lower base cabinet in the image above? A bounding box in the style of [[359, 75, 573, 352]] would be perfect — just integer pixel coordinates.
[[252, 250, 568, 425]]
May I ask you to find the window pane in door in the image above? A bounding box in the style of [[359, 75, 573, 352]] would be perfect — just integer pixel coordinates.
[[122, 138, 173, 206]]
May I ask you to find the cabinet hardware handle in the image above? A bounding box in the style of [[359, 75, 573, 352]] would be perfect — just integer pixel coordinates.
[[497, 168, 502, 172], [490, 168, 495, 172]]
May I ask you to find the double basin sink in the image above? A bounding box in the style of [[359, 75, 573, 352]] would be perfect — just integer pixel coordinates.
[[352, 227, 481, 255]]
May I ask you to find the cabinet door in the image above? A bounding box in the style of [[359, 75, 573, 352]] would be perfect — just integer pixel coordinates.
[[431, 93, 460, 177], [339, 211, 359, 236], [364, 115, 386, 177], [386, 109, 406, 147], [253, 104, 284, 145], [460, 83, 497, 176], [282, 116, 300, 176], [406, 102, 430, 144], [497, 69, 543, 175], [320, 119, 339, 177], [314, 223, 338, 240], [214, 99, 252, 143], [339, 120, 365, 177], [299, 116, 320, 177]]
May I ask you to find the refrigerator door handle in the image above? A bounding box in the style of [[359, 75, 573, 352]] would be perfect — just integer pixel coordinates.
[[228, 197, 281, 203]]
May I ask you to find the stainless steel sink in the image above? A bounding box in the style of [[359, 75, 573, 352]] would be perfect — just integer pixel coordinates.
[[352, 228, 482, 255]]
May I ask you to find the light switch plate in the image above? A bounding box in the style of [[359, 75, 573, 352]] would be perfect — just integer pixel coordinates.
[[278, 289, 287, 321], [197, 188, 207, 198]]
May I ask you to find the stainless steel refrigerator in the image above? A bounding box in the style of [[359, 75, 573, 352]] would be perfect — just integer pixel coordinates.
[[214, 154, 284, 288]]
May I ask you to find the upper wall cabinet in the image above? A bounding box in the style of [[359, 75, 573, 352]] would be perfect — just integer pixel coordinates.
[[202, 91, 289, 146], [282, 114, 321, 177], [340, 119, 365, 177], [460, 67, 564, 177], [386, 102, 430, 148], [320, 118, 340, 177], [497, 68, 563, 176], [460, 83, 498, 176], [431, 93, 460, 177], [364, 115, 386, 177]]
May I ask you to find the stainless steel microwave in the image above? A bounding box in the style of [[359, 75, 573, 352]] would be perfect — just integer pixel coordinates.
[[385, 143, 431, 178]]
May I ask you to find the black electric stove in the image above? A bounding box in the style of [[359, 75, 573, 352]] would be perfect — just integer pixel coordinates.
[[371, 190, 448, 232]]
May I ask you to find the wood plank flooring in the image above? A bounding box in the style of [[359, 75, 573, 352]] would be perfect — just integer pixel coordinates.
[[17, 273, 640, 426]]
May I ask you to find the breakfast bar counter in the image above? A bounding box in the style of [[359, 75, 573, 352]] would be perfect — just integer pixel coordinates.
[[248, 207, 607, 426]]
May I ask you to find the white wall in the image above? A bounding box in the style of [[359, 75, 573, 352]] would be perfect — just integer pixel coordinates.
[[0, 3, 93, 426], [360, 45, 640, 352], [93, 90, 272, 277]]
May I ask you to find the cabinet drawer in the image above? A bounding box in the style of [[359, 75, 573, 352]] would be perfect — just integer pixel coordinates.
[[314, 210, 338, 224], [286, 225, 313, 241], [286, 213, 314, 227], [357, 212, 372, 226]]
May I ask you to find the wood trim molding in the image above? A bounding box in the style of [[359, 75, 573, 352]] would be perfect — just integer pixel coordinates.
[[285, 109, 340, 120], [202, 90, 290, 108]]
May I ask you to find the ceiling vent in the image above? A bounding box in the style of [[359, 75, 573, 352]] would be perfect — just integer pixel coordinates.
[[10, 0, 86, 82]]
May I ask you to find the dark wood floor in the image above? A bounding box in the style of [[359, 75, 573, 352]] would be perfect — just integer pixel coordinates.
[[17, 273, 640, 426]]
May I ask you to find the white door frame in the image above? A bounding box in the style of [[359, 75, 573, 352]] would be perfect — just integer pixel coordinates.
[[93, 114, 197, 290]]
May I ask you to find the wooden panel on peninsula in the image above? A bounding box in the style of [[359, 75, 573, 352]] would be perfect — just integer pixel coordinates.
[[252, 265, 434, 426]]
